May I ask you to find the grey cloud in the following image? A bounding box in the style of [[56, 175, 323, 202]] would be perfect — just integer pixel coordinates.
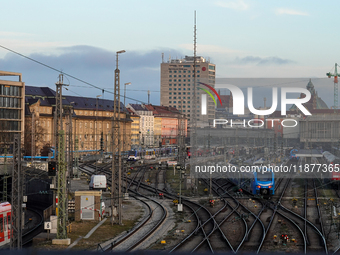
[[235, 56, 296, 65], [0, 45, 184, 104]]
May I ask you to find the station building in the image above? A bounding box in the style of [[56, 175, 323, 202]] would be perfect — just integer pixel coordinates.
[[25, 85, 132, 157]]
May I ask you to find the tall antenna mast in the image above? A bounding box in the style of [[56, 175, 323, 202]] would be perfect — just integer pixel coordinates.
[[148, 90, 150, 104], [192, 11, 197, 144], [192, 11, 198, 193]]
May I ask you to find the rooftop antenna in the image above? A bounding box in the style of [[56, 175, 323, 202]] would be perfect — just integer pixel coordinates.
[[148, 90, 150, 104], [162, 53, 164, 63]]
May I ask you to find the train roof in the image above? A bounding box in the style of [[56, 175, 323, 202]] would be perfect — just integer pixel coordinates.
[[0, 202, 11, 212], [323, 151, 340, 162]]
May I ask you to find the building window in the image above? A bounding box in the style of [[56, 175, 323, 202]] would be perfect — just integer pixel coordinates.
[[169, 75, 172, 77], [188, 70, 191, 73], [178, 92, 181, 95], [174, 71, 177, 73], [169, 79, 172, 82], [173, 97, 176, 99], [169, 71, 172, 73], [179, 75, 181, 77], [169, 84, 172, 86], [188, 75, 191, 77], [174, 92, 177, 95], [178, 97, 181, 99], [179, 71, 181, 73], [174, 75, 177, 77], [169, 97, 172, 99], [169, 88, 172, 90], [174, 84, 176, 86], [174, 101, 176, 103], [178, 84, 181, 86], [174, 88, 176, 90], [178, 88, 181, 90], [183, 88, 186, 90], [169, 92, 172, 95], [174, 79, 177, 82], [197, 75, 200, 77]]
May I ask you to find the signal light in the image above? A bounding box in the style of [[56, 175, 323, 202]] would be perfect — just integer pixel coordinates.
[[48, 161, 56, 176]]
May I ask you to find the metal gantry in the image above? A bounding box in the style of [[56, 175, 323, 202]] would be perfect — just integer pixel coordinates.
[[111, 50, 125, 225], [54, 74, 68, 239], [10, 134, 22, 249], [57, 130, 67, 239]]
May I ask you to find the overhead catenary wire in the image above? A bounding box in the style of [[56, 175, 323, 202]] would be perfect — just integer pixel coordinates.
[[0, 44, 148, 104]]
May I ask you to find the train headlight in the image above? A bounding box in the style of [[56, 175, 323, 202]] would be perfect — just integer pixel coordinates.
[[269, 186, 272, 189], [257, 185, 261, 189]]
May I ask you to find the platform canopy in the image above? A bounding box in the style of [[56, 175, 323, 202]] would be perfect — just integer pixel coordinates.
[[295, 149, 323, 157]]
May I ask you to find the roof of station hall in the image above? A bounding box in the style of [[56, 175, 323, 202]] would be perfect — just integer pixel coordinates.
[[25, 85, 128, 114]]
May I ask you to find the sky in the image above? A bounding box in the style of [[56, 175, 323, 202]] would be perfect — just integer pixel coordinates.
[[0, 0, 339, 107]]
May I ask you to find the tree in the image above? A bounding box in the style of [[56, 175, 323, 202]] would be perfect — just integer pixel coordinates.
[[24, 117, 47, 156]]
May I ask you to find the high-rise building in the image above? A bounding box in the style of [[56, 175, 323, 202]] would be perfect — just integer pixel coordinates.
[[160, 55, 216, 127], [0, 71, 25, 154]]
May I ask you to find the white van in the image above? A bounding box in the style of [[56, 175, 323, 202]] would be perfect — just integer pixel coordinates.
[[89, 175, 107, 191]]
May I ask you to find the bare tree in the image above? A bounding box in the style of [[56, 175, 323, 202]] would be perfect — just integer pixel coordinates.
[[24, 117, 46, 156]]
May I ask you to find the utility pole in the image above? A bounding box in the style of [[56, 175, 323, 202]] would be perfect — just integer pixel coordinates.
[[65, 106, 73, 179], [95, 95, 101, 174], [111, 50, 125, 225], [31, 108, 35, 163], [177, 101, 186, 211], [10, 134, 22, 249], [54, 74, 68, 240], [75, 136, 79, 178]]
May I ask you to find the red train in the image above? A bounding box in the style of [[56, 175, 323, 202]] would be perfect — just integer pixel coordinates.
[[322, 151, 340, 182], [0, 202, 11, 246]]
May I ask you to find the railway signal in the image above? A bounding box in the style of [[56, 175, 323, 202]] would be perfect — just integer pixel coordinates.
[[48, 161, 57, 176]]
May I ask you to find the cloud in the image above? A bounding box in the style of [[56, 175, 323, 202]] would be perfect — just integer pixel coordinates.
[[234, 56, 296, 66], [0, 45, 184, 104], [214, 0, 248, 10], [276, 8, 309, 16]]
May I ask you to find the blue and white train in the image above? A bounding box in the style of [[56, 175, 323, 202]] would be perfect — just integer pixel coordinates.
[[289, 149, 299, 162], [228, 167, 275, 196]]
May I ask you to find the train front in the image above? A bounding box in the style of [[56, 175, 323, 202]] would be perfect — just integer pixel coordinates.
[[254, 170, 275, 196]]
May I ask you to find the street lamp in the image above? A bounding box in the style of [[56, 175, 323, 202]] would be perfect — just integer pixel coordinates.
[[124, 82, 131, 106]]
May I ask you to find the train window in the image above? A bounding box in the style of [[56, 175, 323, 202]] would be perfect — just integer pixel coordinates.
[[0, 217, 3, 232], [7, 215, 10, 230], [257, 172, 272, 182]]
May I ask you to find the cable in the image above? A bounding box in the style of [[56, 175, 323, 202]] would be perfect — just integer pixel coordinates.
[[0, 44, 148, 104]]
